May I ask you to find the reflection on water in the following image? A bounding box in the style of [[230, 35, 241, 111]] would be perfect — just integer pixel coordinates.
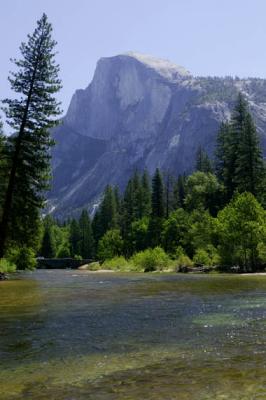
[[0, 270, 265, 399]]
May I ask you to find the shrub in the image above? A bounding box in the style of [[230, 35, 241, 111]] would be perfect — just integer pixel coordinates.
[[56, 244, 71, 258], [0, 258, 16, 273], [131, 247, 170, 272], [7, 247, 36, 270], [176, 254, 194, 269], [86, 262, 101, 271], [193, 245, 221, 267], [102, 256, 133, 272], [193, 249, 211, 266]]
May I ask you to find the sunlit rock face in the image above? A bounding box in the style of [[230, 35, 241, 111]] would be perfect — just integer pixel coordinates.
[[49, 53, 266, 218]]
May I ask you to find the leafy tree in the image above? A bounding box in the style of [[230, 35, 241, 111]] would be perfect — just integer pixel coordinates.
[[184, 172, 222, 215], [97, 229, 123, 261], [162, 209, 190, 255], [217, 192, 266, 271], [78, 210, 94, 259], [187, 210, 217, 256], [127, 217, 149, 253], [0, 14, 61, 258]]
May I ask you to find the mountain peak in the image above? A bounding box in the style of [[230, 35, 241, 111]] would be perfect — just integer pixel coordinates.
[[122, 51, 191, 80]]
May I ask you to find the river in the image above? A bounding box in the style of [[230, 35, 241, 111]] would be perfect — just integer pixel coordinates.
[[0, 270, 265, 399]]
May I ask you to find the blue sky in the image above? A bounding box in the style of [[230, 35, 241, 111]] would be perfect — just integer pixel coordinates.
[[1, 0, 266, 121]]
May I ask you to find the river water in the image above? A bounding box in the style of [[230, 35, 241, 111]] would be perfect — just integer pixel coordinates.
[[0, 270, 265, 399]]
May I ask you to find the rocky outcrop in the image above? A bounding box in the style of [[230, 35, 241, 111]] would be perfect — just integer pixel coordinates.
[[48, 53, 266, 219]]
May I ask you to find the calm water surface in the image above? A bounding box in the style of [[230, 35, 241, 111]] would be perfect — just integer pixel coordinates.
[[0, 270, 265, 399]]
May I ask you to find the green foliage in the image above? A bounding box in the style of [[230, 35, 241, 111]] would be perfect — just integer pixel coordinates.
[[131, 247, 170, 272], [193, 246, 220, 266], [8, 247, 36, 270], [162, 209, 190, 255], [40, 225, 56, 258], [69, 219, 81, 257], [127, 217, 149, 254], [176, 254, 194, 269], [184, 172, 221, 215], [151, 168, 164, 218], [0, 258, 16, 273], [257, 242, 266, 264], [195, 146, 213, 173], [217, 192, 266, 270], [97, 229, 123, 261], [215, 94, 265, 203], [187, 210, 217, 255], [78, 210, 94, 259], [0, 14, 62, 257], [102, 256, 133, 272], [56, 244, 70, 258]]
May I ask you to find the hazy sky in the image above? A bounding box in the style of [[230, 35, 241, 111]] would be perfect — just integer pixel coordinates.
[[1, 0, 266, 121]]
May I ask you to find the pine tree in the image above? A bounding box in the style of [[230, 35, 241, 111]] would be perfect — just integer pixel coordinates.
[[226, 93, 248, 198], [0, 120, 8, 215], [148, 168, 164, 247], [235, 113, 265, 198], [99, 185, 118, 237], [92, 210, 102, 246], [0, 14, 61, 258], [40, 225, 56, 258], [172, 174, 186, 209], [163, 171, 177, 218], [195, 146, 213, 173], [78, 210, 94, 259], [140, 170, 151, 217], [215, 93, 265, 202], [69, 219, 81, 257], [151, 168, 164, 218]]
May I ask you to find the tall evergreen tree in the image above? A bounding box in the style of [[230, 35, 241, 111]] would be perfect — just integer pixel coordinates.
[[99, 185, 118, 237], [148, 168, 164, 247], [195, 146, 213, 173], [235, 113, 265, 199], [0, 14, 61, 258], [164, 170, 174, 218], [226, 93, 248, 198], [69, 219, 81, 257], [40, 225, 56, 258], [215, 93, 265, 202], [172, 174, 186, 209], [140, 170, 151, 217], [0, 120, 8, 215], [151, 168, 164, 218], [78, 210, 94, 259]]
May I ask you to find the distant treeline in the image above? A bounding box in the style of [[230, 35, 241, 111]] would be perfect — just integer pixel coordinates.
[[39, 94, 266, 272]]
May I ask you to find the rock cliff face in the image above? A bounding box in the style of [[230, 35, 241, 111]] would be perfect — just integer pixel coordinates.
[[49, 52, 266, 218]]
